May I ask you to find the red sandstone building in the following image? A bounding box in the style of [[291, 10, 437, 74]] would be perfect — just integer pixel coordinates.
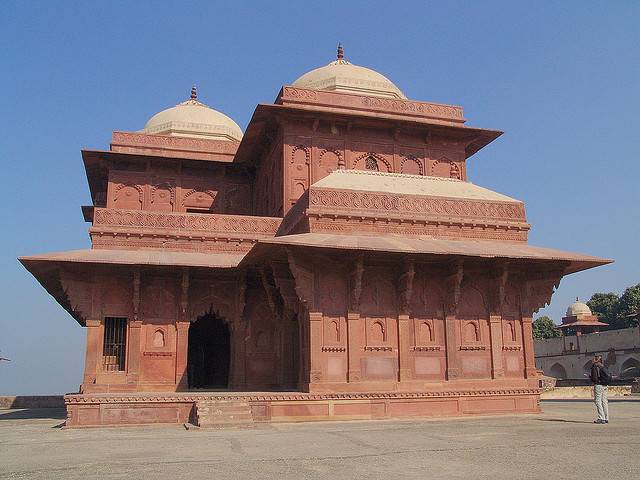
[[21, 47, 610, 427]]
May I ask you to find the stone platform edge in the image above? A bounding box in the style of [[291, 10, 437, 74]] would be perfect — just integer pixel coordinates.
[[63, 389, 541, 427]]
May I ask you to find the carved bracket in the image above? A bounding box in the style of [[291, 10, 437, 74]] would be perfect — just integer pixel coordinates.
[[132, 269, 141, 320], [444, 260, 464, 316], [271, 260, 299, 317], [398, 257, 415, 315], [259, 266, 283, 319], [487, 261, 509, 316], [349, 253, 364, 311], [286, 248, 314, 310], [521, 273, 563, 316], [180, 269, 189, 320]]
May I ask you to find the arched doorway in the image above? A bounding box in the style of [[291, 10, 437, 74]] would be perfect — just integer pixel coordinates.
[[620, 357, 640, 379], [187, 313, 230, 389], [549, 362, 568, 380]]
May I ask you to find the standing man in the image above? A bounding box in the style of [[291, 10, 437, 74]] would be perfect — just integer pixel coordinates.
[[590, 354, 610, 424]]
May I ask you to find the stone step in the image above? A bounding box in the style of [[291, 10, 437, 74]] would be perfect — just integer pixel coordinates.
[[195, 400, 254, 428]]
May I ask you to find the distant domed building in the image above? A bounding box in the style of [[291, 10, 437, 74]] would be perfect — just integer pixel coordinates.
[[536, 299, 639, 382], [558, 298, 608, 336], [21, 45, 611, 427]]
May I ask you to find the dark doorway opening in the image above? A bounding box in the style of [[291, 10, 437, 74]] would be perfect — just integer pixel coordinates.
[[187, 314, 230, 389]]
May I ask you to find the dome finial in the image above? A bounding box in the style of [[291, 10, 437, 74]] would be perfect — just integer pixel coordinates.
[[337, 42, 344, 60], [190, 85, 197, 100]]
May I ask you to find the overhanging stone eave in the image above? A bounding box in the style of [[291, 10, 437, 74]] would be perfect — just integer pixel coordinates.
[[250, 233, 612, 275]]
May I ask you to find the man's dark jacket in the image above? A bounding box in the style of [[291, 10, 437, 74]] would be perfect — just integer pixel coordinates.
[[591, 362, 607, 385]]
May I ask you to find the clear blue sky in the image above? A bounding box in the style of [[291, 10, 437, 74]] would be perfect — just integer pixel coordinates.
[[1, 1, 638, 395]]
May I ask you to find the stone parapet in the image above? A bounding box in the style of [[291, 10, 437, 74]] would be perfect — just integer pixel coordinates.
[[277, 86, 465, 126], [110, 131, 239, 162], [90, 208, 281, 252]]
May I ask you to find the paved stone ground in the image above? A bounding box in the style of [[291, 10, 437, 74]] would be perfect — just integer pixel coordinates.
[[1, 400, 639, 480]]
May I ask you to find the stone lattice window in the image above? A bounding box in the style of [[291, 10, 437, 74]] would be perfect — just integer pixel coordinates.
[[365, 156, 379, 171]]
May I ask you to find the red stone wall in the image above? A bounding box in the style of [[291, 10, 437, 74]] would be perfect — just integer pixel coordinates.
[[281, 118, 468, 213], [106, 167, 252, 215]]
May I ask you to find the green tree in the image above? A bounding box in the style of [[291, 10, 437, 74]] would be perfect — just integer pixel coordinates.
[[532, 315, 560, 340], [615, 283, 640, 329], [587, 292, 620, 328]]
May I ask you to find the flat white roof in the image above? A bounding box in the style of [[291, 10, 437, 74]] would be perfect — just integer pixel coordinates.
[[312, 170, 520, 203]]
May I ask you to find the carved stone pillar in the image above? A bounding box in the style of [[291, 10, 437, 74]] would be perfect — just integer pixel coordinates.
[[444, 314, 460, 380], [175, 321, 190, 390], [397, 257, 414, 383], [489, 315, 505, 378], [521, 317, 537, 378], [397, 314, 412, 382], [347, 312, 362, 382], [309, 311, 323, 384], [487, 262, 508, 379], [229, 321, 247, 389], [82, 319, 101, 389], [127, 319, 143, 384], [444, 261, 463, 381]]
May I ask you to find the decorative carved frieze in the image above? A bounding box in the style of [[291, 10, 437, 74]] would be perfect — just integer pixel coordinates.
[[278, 87, 465, 125], [309, 188, 526, 223], [65, 388, 540, 404], [93, 208, 280, 236], [111, 131, 239, 154]]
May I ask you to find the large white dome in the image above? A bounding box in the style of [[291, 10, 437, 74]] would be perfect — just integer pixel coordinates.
[[142, 87, 243, 142], [292, 45, 406, 100]]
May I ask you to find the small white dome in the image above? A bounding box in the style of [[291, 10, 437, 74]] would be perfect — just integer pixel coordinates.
[[142, 87, 243, 142], [566, 300, 592, 317], [292, 45, 406, 100]]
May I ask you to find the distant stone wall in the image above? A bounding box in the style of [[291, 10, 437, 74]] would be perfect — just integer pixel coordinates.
[[535, 326, 640, 380], [0, 396, 65, 409], [541, 386, 632, 399]]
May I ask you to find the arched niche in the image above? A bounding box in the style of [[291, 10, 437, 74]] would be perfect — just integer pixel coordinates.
[[113, 184, 143, 210]]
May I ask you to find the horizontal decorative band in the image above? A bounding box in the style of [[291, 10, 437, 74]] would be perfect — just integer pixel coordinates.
[[322, 346, 347, 352], [502, 345, 522, 351], [412, 346, 443, 351], [93, 208, 281, 236], [459, 345, 488, 351], [309, 188, 526, 223], [64, 388, 541, 404], [364, 346, 393, 351]]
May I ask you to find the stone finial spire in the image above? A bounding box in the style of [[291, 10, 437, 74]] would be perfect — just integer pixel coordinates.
[[191, 85, 197, 100], [337, 43, 344, 60]]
